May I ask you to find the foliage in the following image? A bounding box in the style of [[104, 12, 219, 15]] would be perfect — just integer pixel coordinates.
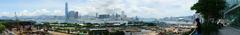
[[201, 22, 219, 35], [144, 23, 156, 26], [0, 22, 6, 33], [191, 0, 226, 20], [83, 23, 95, 27], [191, 0, 226, 35], [109, 31, 125, 35]]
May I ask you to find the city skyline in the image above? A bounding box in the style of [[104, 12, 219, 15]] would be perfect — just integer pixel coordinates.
[[0, 0, 198, 18]]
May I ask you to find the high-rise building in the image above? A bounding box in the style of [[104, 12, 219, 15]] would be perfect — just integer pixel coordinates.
[[65, 2, 69, 19], [68, 11, 78, 19], [98, 14, 110, 19], [64, 2, 78, 19]]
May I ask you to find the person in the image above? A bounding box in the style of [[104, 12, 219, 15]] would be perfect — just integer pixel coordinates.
[[195, 18, 201, 35]]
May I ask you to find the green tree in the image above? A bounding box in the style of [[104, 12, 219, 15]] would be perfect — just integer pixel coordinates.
[[191, 0, 226, 35], [191, 0, 226, 21], [0, 22, 6, 33]]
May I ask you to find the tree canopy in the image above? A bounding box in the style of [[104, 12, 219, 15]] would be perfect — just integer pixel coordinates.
[[191, 0, 226, 20], [0, 22, 6, 33], [191, 0, 226, 35]]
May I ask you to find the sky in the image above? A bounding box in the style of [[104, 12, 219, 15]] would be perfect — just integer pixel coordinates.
[[0, 0, 198, 18]]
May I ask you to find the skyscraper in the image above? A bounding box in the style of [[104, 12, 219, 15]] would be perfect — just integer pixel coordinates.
[[65, 2, 79, 19], [69, 11, 78, 19], [65, 2, 69, 19]]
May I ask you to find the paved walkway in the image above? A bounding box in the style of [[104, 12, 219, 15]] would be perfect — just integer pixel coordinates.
[[219, 26, 240, 35]]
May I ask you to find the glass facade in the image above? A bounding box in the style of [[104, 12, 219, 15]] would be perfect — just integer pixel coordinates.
[[226, 7, 240, 28], [225, 0, 240, 28], [226, 0, 240, 9]]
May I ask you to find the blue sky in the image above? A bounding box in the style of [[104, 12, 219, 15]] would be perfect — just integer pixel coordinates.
[[0, 0, 198, 18]]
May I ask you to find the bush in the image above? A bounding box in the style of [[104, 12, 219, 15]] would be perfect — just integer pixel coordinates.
[[0, 22, 5, 33], [201, 22, 219, 35]]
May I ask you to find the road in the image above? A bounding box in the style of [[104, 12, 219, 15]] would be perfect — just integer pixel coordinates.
[[219, 26, 240, 35]]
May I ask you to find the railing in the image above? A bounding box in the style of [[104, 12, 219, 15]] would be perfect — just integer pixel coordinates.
[[189, 28, 196, 35]]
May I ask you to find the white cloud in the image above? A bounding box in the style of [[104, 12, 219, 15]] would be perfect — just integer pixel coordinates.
[[72, 0, 198, 18], [0, 9, 64, 17], [0, 12, 14, 17], [0, 0, 198, 18]]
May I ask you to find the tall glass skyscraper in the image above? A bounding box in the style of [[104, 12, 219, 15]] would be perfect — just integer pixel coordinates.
[[65, 2, 69, 19]]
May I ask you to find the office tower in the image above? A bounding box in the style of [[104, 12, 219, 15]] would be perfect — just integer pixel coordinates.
[[65, 2, 69, 19], [68, 11, 78, 19]]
